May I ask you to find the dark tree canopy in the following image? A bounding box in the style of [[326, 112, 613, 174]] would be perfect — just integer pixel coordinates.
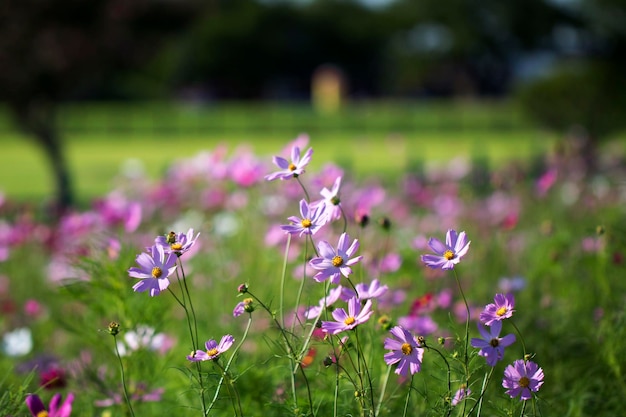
[[0, 0, 200, 213]]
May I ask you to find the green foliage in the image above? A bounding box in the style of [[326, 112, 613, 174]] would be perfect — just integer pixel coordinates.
[[516, 61, 626, 141], [0, 371, 34, 416]]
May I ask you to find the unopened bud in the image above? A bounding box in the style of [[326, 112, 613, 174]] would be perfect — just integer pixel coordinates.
[[108, 321, 120, 336]]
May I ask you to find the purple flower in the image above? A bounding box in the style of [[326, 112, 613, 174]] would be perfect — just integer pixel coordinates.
[[281, 199, 328, 237], [502, 359, 544, 400], [479, 293, 515, 326], [470, 321, 516, 367], [26, 393, 74, 417], [321, 297, 373, 335], [314, 176, 343, 221], [421, 229, 470, 270], [309, 233, 362, 284], [383, 326, 424, 376], [451, 386, 471, 406], [265, 145, 313, 181], [233, 298, 254, 317], [304, 286, 344, 319], [128, 244, 177, 297], [341, 279, 388, 301], [155, 229, 200, 256], [187, 335, 235, 362]]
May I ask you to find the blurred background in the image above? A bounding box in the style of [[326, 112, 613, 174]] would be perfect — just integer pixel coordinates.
[[1, 0, 625, 211]]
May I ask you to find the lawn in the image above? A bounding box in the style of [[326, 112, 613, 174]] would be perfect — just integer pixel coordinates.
[[0, 100, 556, 202]]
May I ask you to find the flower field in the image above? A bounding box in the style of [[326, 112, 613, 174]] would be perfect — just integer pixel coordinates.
[[1, 131, 626, 416]]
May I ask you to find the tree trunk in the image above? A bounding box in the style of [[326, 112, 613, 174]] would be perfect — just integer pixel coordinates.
[[13, 101, 74, 216]]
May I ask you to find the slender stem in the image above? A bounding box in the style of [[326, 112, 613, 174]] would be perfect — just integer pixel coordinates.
[[296, 176, 311, 202], [520, 398, 527, 417], [355, 328, 375, 414], [510, 320, 527, 358], [452, 268, 471, 374], [473, 367, 494, 417], [401, 375, 414, 417], [375, 365, 393, 417], [113, 335, 136, 417], [280, 234, 292, 328]]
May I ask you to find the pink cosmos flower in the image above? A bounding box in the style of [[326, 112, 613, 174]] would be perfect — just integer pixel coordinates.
[[502, 359, 544, 400], [470, 321, 516, 367], [341, 279, 388, 301], [421, 229, 470, 270], [187, 335, 235, 362], [479, 293, 515, 326], [26, 393, 74, 417], [128, 244, 177, 297], [155, 228, 200, 257], [304, 285, 344, 319], [451, 386, 471, 406], [265, 145, 313, 181], [383, 326, 424, 377], [309, 232, 362, 284], [281, 199, 327, 237], [313, 176, 343, 221], [321, 297, 373, 335]]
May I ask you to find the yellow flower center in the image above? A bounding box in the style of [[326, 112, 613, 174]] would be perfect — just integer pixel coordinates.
[[171, 243, 183, 251], [151, 267, 163, 278], [332, 255, 344, 267], [207, 348, 219, 357], [301, 218, 312, 228], [401, 342, 413, 355], [443, 250, 455, 260], [344, 316, 356, 326], [496, 306, 508, 316], [519, 376, 530, 388], [37, 412, 49, 417], [288, 162, 297, 171]]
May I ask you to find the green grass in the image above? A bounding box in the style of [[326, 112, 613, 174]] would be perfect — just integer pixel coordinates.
[[0, 100, 558, 203]]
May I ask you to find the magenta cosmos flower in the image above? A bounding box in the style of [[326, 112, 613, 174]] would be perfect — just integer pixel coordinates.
[[480, 293, 515, 326], [265, 145, 313, 181], [155, 228, 200, 256], [128, 244, 177, 297], [502, 359, 544, 400], [26, 393, 74, 417], [321, 297, 373, 334], [309, 232, 362, 284], [470, 320, 516, 367], [421, 229, 470, 270], [281, 199, 327, 237], [315, 176, 343, 221], [383, 326, 424, 377], [341, 279, 388, 301], [187, 335, 235, 362]]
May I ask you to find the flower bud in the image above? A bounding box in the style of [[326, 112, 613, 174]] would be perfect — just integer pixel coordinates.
[[108, 321, 120, 336]]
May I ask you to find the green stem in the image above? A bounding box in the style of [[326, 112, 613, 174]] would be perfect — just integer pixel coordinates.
[[280, 234, 292, 328], [375, 365, 393, 417], [401, 375, 414, 417], [113, 335, 136, 417], [510, 320, 527, 359]]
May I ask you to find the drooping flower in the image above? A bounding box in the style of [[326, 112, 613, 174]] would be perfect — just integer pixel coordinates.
[[502, 359, 544, 400], [233, 298, 255, 317], [187, 335, 235, 362], [383, 326, 424, 376], [341, 279, 388, 301], [26, 392, 74, 417], [451, 386, 471, 406], [479, 293, 515, 326], [265, 145, 313, 181], [281, 199, 328, 237], [421, 229, 470, 270], [128, 244, 177, 297], [470, 321, 516, 367], [155, 228, 200, 257], [309, 233, 362, 284], [321, 298, 373, 335]]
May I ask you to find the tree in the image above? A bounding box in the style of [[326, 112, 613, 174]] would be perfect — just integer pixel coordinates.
[[0, 0, 199, 215]]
